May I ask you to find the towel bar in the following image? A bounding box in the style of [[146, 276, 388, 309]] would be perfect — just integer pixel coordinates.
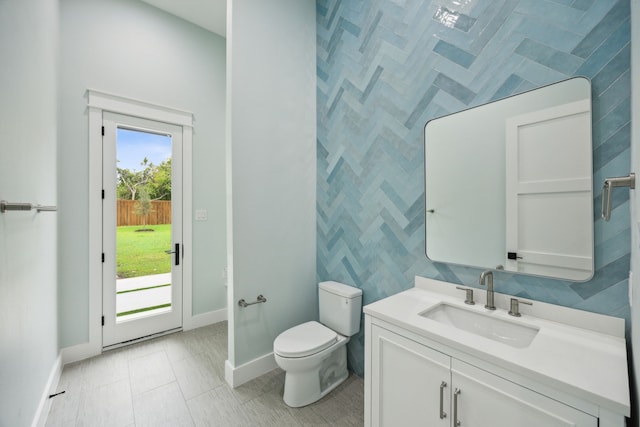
[[0, 200, 57, 213], [238, 295, 267, 307]]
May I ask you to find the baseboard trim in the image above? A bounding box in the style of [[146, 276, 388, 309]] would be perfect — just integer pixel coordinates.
[[225, 352, 277, 388], [61, 308, 227, 366], [61, 341, 101, 366], [184, 307, 227, 331], [31, 354, 62, 427]]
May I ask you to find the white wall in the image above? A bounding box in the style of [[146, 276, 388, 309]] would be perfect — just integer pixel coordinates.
[[631, 0, 640, 422], [0, 0, 59, 425], [226, 0, 316, 375], [59, 0, 227, 347]]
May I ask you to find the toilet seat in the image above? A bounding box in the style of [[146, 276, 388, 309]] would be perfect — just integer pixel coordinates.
[[274, 321, 337, 358]]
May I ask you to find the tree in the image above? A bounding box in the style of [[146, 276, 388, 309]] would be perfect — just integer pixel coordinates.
[[117, 157, 152, 200], [116, 167, 140, 200], [147, 158, 172, 201], [134, 187, 154, 230], [116, 157, 172, 201]]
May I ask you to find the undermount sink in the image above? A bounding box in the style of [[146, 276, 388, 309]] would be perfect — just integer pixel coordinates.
[[420, 303, 539, 348]]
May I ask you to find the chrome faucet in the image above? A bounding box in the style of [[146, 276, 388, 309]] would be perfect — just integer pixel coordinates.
[[479, 270, 496, 310]]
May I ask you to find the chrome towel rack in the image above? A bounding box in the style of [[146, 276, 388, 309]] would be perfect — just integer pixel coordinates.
[[238, 295, 267, 308], [0, 200, 57, 213], [601, 173, 635, 221]]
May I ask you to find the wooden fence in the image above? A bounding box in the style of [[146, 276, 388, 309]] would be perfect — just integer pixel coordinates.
[[117, 200, 172, 226]]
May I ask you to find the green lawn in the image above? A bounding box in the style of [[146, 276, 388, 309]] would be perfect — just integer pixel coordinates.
[[117, 224, 172, 278]]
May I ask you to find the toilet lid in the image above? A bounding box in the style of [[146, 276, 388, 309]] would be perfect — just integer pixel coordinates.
[[274, 321, 337, 358]]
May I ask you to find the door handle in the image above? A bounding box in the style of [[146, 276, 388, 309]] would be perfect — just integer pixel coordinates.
[[165, 243, 180, 266]]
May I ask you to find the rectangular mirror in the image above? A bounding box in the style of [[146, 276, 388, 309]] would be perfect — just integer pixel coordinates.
[[424, 77, 593, 281]]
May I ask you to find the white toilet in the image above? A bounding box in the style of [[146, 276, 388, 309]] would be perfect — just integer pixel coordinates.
[[273, 281, 363, 407]]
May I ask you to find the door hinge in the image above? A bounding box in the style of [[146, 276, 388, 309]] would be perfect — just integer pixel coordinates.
[[101, 126, 105, 136], [101, 316, 104, 326], [101, 253, 105, 263], [102, 189, 105, 199], [507, 252, 523, 260]]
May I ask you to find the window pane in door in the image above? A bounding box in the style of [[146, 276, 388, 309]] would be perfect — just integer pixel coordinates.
[[115, 128, 173, 322]]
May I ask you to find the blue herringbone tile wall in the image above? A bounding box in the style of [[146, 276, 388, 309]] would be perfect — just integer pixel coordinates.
[[317, 0, 631, 376]]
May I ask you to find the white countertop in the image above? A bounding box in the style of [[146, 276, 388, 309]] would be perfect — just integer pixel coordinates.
[[363, 277, 630, 416]]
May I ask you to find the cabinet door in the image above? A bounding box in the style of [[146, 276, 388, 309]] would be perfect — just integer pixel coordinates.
[[371, 325, 450, 427], [451, 360, 597, 427]]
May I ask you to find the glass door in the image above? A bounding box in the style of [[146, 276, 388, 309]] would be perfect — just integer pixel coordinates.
[[102, 112, 183, 348]]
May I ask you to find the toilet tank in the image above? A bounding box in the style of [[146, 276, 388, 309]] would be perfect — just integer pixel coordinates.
[[318, 281, 363, 336]]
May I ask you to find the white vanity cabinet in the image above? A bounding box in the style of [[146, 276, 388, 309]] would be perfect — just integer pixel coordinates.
[[364, 279, 630, 427], [450, 358, 596, 427], [370, 323, 450, 426], [367, 321, 599, 427]]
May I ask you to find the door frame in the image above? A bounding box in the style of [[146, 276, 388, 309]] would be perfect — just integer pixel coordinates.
[[87, 89, 193, 354], [504, 99, 593, 280], [101, 112, 184, 347]]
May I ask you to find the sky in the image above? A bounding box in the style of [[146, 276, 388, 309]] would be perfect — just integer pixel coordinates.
[[117, 128, 172, 171]]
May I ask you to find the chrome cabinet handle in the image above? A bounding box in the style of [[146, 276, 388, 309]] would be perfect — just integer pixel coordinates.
[[453, 388, 461, 426], [439, 381, 447, 419]]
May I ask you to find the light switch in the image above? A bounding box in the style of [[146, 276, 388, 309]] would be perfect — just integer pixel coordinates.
[[195, 209, 207, 221]]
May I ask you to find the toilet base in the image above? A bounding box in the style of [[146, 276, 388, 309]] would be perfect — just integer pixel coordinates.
[[281, 343, 348, 407]]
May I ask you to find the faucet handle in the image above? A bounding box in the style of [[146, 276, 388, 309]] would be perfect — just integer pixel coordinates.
[[456, 287, 475, 305], [508, 298, 533, 317]]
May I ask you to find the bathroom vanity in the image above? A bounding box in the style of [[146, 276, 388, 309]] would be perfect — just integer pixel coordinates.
[[363, 277, 630, 427]]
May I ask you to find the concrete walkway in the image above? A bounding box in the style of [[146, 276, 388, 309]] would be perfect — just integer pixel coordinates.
[[116, 273, 172, 318], [117, 273, 171, 292]]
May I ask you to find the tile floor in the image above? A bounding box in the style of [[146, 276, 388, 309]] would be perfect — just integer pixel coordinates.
[[45, 322, 365, 426]]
